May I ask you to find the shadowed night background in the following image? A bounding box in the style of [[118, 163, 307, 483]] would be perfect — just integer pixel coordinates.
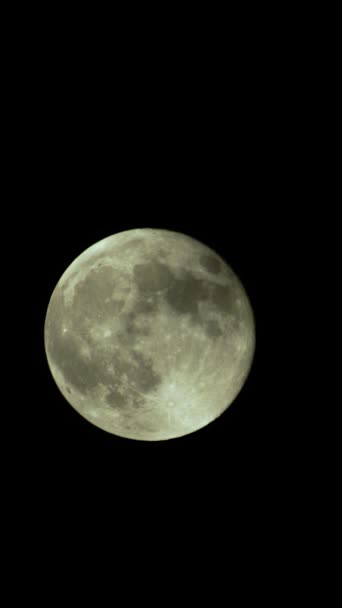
[[10, 35, 301, 558], [4, 11, 323, 600]]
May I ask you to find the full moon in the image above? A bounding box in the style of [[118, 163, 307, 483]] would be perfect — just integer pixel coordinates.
[[44, 229, 255, 441]]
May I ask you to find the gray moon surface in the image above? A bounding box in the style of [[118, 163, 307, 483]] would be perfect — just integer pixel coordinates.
[[44, 228, 255, 441]]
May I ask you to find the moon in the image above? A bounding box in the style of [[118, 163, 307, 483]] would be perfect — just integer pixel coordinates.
[[44, 228, 255, 441]]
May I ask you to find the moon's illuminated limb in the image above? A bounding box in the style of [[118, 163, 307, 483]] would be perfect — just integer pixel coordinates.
[[44, 228, 255, 441]]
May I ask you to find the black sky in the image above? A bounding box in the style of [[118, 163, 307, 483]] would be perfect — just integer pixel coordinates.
[[3, 8, 331, 600], [2, 7, 329, 598], [10, 40, 305, 541]]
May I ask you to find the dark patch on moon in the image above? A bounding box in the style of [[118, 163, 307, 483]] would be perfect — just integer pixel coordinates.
[[165, 271, 210, 315], [105, 350, 161, 410], [105, 388, 126, 408], [48, 279, 161, 406], [125, 312, 138, 334], [230, 315, 243, 333], [204, 319, 223, 338], [46, 281, 162, 404], [116, 327, 137, 348], [46, 290, 125, 396], [211, 283, 236, 314], [109, 299, 125, 314], [134, 298, 157, 314], [127, 393, 146, 411], [49, 328, 161, 408], [45, 293, 98, 395], [46, 262, 235, 409], [133, 262, 173, 292], [123, 312, 151, 342], [131, 350, 162, 393], [199, 254, 221, 274], [47, 329, 100, 393]]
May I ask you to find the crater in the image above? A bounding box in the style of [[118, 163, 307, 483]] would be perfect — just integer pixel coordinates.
[[199, 254, 221, 274], [204, 319, 223, 338], [105, 388, 126, 409], [133, 262, 174, 292]]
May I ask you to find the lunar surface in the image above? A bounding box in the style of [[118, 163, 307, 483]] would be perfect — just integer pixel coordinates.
[[44, 229, 255, 441]]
